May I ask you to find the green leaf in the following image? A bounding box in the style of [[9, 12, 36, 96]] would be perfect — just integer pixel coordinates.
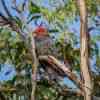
[[29, 1, 41, 14]]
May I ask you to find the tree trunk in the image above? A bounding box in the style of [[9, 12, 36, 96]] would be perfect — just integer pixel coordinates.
[[30, 35, 39, 100], [77, 0, 93, 100]]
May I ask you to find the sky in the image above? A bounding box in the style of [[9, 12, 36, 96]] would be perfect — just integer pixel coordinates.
[[0, 0, 100, 87], [0, 63, 16, 83]]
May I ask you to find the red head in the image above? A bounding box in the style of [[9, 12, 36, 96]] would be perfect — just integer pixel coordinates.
[[33, 26, 48, 37]]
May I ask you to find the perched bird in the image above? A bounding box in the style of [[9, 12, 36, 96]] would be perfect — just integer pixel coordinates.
[[33, 25, 64, 81], [33, 25, 56, 56]]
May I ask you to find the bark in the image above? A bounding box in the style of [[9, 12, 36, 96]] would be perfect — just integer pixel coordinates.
[[77, 0, 93, 100], [39, 55, 84, 95], [30, 35, 39, 100]]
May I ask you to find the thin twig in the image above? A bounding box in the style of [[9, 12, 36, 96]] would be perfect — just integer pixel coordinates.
[[1, 0, 12, 18]]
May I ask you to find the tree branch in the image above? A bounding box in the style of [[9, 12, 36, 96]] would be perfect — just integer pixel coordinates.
[[77, 0, 93, 99], [0, 13, 27, 40], [39, 55, 84, 93], [0, 87, 16, 92], [1, 0, 12, 18], [30, 34, 39, 100]]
